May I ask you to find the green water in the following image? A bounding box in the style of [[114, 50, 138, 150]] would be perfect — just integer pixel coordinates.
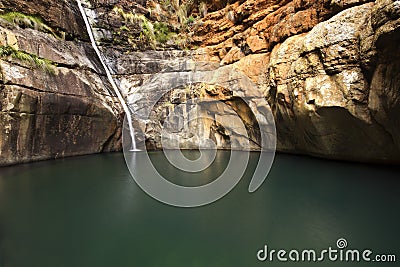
[[0, 152, 399, 267]]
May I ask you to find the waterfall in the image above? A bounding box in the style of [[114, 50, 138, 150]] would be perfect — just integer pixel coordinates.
[[76, 0, 138, 151]]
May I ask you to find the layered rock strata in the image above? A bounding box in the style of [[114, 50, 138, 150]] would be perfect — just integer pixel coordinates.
[[0, 0, 123, 166], [88, 0, 400, 163]]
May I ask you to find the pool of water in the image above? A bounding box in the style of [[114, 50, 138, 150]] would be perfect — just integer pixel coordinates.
[[0, 152, 399, 267]]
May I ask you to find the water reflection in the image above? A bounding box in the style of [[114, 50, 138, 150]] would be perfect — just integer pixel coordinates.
[[0, 152, 398, 266], [149, 150, 231, 186]]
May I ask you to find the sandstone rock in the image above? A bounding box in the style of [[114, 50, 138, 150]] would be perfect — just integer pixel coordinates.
[[0, 59, 122, 165], [233, 53, 270, 83], [220, 46, 245, 65], [265, 2, 400, 162], [87, 0, 400, 163], [2, 0, 400, 165], [368, 0, 400, 155], [0, 0, 88, 39], [0, 4, 122, 166], [246, 35, 268, 53]]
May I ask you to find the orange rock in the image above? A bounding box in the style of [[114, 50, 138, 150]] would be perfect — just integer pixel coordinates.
[[221, 46, 245, 65], [233, 53, 271, 83], [246, 35, 268, 53]]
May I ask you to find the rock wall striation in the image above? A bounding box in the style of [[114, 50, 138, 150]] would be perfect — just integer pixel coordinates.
[[0, 0, 123, 166], [88, 0, 400, 163]]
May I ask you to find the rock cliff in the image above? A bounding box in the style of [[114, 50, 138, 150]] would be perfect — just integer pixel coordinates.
[[0, 0, 122, 166], [89, 0, 400, 163], [1, 0, 399, 164]]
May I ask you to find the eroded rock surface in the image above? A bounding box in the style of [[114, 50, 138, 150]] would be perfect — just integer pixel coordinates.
[[0, 1, 122, 166], [262, 1, 400, 162], [84, 0, 400, 163]]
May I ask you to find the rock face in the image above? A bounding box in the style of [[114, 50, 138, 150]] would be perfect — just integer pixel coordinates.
[[0, 0, 123, 166], [190, 0, 400, 162], [263, 0, 400, 162], [1, 0, 400, 164], [228, 0, 399, 163], [85, 0, 400, 163], [123, 63, 276, 151]]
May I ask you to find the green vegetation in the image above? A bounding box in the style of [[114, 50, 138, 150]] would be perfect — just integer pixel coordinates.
[[167, 0, 198, 27], [119, 25, 129, 32], [112, 6, 179, 50], [141, 17, 154, 39], [112, 7, 140, 24], [176, 2, 189, 25], [187, 16, 195, 24], [0, 11, 58, 38], [154, 22, 175, 43], [111, 1, 215, 50], [0, 45, 56, 74]]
